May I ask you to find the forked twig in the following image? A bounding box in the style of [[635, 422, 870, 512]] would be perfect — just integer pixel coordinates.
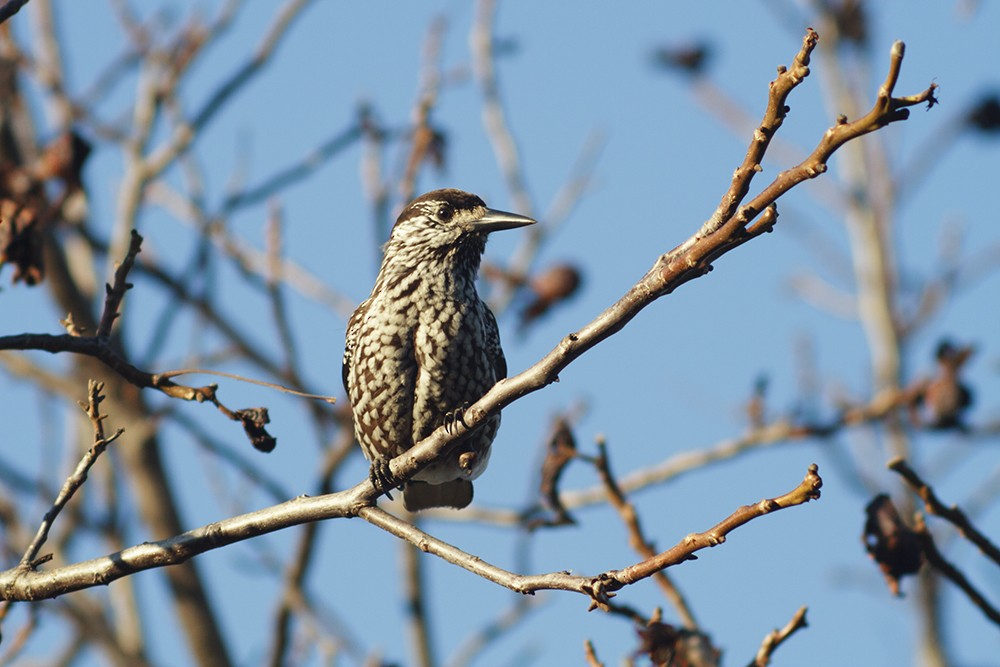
[[19, 381, 124, 570]]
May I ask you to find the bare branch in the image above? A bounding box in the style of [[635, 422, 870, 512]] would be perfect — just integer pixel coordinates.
[[604, 464, 822, 595], [0, 465, 821, 604], [397, 16, 448, 205], [218, 123, 362, 215], [0, 488, 364, 601], [593, 438, 698, 629], [96, 230, 141, 337], [889, 458, 1000, 566], [0, 226, 320, 451], [0, 331, 211, 400], [359, 465, 821, 609], [701, 28, 819, 237], [914, 514, 1000, 628], [0, 336, 288, 452], [142, 0, 316, 179], [471, 0, 532, 217], [19, 381, 124, 569], [583, 639, 605, 667], [748, 606, 808, 667]]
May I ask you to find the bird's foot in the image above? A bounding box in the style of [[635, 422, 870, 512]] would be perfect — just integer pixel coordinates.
[[443, 403, 470, 435], [369, 459, 403, 500]]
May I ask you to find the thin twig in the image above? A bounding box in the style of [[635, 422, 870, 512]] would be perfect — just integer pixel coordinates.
[[148, 181, 359, 319], [0, 333, 308, 451], [218, 123, 362, 214], [593, 437, 699, 629], [142, 0, 316, 179], [19, 381, 124, 569], [471, 0, 533, 217], [171, 412, 292, 503], [28, 0, 74, 130], [583, 639, 605, 667], [914, 514, 1000, 628], [698, 29, 819, 238], [97, 229, 142, 337], [748, 606, 808, 667], [492, 129, 605, 314], [396, 15, 447, 205], [0, 330, 213, 400], [155, 368, 336, 403], [266, 201, 299, 373], [599, 464, 822, 601], [76, 223, 298, 378], [889, 458, 1000, 566]]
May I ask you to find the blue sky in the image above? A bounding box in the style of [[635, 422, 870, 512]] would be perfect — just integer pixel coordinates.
[[3, 1, 999, 665]]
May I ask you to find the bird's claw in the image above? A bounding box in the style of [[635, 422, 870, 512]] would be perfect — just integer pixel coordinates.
[[369, 459, 402, 500], [444, 403, 470, 435]]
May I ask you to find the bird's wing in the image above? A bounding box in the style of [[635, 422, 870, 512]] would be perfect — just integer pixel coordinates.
[[484, 306, 507, 380], [343, 301, 365, 395]]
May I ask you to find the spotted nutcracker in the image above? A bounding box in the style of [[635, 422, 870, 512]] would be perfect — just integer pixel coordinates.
[[343, 189, 535, 511]]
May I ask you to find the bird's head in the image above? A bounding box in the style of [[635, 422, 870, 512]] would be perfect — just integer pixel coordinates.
[[387, 189, 536, 262]]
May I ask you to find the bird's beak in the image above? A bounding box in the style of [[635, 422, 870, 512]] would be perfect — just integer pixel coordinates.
[[473, 208, 536, 233]]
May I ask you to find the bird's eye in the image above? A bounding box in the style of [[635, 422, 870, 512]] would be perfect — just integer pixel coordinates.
[[436, 204, 454, 222]]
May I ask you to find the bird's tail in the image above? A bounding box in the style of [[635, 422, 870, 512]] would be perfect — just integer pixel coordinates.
[[403, 479, 473, 512]]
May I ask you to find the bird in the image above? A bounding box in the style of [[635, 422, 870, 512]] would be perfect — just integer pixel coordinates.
[[343, 189, 535, 511]]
